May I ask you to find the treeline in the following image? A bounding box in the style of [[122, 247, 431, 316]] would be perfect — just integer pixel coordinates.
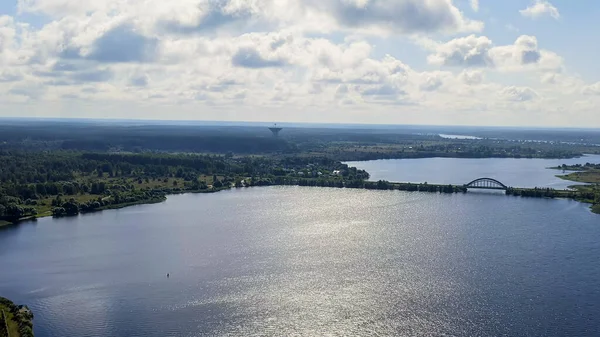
[[506, 187, 599, 202], [50, 190, 167, 217], [0, 123, 297, 154], [506, 187, 574, 199], [0, 151, 370, 221], [363, 181, 468, 193], [2, 121, 596, 160], [247, 178, 467, 194], [328, 148, 583, 162], [0, 151, 233, 185], [0, 151, 363, 186], [554, 162, 600, 171]]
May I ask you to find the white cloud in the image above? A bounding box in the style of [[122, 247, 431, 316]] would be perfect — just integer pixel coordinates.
[[427, 35, 494, 68], [16, 0, 483, 36], [520, 1, 560, 20], [459, 70, 484, 85], [500, 86, 539, 102], [428, 34, 563, 73], [470, 0, 479, 12], [582, 82, 600, 96], [307, 0, 484, 35], [419, 73, 445, 91]]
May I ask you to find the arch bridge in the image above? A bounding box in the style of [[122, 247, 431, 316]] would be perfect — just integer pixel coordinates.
[[464, 178, 507, 190]]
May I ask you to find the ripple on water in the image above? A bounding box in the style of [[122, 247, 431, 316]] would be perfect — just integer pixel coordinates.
[[0, 187, 599, 336]]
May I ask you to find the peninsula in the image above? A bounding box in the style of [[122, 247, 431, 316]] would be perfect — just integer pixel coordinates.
[[551, 163, 600, 213]]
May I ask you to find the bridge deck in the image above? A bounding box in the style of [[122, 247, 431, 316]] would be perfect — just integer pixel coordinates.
[[465, 186, 506, 190]]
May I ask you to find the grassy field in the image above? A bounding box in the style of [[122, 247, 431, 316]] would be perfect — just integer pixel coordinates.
[[36, 194, 102, 217], [557, 169, 600, 184], [0, 305, 21, 337], [2, 174, 225, 224], [33, 176, 192, 216]]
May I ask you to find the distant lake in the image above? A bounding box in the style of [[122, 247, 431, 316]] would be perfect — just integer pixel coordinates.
[[438, 134, 482, 140], [1, 187, 600, 336], [346, 154, 600, 189]]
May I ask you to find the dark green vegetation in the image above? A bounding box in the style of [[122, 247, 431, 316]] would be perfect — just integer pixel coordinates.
[[0, 297, 33, 337], [552, 163, 600, 171], [0, 151, 369, 223], [1, 120, 598, 161], [548, 162, 600, 213], [553, 162, 600, 184]]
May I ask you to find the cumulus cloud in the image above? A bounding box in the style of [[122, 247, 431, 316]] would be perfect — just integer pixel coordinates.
[[520, 1, 560, 20], [500, 86, 539, 102], [0, 69, 23, 82], [86, 25, 159, 63], [419, 74, 444, 91], [427, 35, 494, 67], [311, 0, 483, 34], [160, 0, 261, 34], [232, 47, 287, 68], [8, 83, 45, 99], [70, 69, 113, 83], [335, 84, 349, 98], [361, 83, 401, 96], [581, 82, 600, 96], [16, 0, 482, 36], [515, 35, 540, 64], [459, 70, 483, 85], [130, 74, 150, 87], [428, 34, 562, 72], [470, 0, 479, 12]]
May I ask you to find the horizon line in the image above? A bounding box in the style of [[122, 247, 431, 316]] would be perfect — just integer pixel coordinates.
[[0, 116, 599, 131]]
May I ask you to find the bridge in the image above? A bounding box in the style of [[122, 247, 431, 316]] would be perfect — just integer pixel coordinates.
[[464, 178, 508, 190]]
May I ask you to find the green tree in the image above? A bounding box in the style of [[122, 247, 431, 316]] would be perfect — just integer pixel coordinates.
[[52, 207, 66, 217], [5, 204, 24, 220], [63, 199, 80, 216]]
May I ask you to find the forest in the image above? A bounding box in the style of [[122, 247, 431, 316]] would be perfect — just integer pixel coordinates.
[[0, 120, 598, 160], [0, 150, 369, 223]]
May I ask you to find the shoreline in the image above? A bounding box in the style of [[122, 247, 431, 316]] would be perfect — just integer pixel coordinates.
[[2, 187, 232, 226], [5, 181, 598, 226], [4, 158, 600, 227]]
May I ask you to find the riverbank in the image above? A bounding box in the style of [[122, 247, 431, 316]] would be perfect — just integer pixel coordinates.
[[551, 166, 600, 213], [15, 180, 600, 224], [0, 297, 33, 337], [4, 169, 600, 226], [2, 186, 237, 226], [557, 171, 600, 184]]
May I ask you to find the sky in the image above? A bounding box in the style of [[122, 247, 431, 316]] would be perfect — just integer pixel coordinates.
[[1, 0, 600, 127]]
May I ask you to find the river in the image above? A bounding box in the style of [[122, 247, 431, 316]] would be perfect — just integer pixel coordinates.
[[0, 183, 599, 336], [346, 154, 600, 189]]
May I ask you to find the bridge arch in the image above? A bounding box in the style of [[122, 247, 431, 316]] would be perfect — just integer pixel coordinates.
[[464, 178, 508, 190]]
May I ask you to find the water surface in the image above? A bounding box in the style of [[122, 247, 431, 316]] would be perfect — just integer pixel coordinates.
[[1, 187, 599, 336], [346, 154, 600, 188], [439, 134, 482, 140]]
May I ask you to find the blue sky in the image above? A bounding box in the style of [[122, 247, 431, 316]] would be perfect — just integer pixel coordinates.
[[0, 0, 599, 127]]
